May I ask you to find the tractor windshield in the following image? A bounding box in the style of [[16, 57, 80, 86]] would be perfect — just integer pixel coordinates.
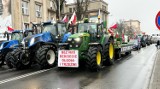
[[27, 32, 34, 36], [57, 23, 67, 36], [43, 24, 57, 36], [78, 23, 97, 34], [11, 32, 23, 41]]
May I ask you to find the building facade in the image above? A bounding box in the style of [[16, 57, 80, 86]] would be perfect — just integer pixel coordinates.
[[0, 0, 2, 15], [5, 0, 109, 30], [12, 0, 62, 30], [64, 0, 109, 23], [124, 20, 141, 34]]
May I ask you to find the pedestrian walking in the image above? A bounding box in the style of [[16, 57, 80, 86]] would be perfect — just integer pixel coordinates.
[[156, 40, 160, 49]]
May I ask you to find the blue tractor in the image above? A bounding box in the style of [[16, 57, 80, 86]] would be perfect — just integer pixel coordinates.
[[0, 30, 34, 68], [8, 21, 68, 69]]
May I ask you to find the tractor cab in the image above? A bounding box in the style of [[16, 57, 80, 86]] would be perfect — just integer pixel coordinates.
[[75, 22, 103, 42], [42, 21, 67, 42]]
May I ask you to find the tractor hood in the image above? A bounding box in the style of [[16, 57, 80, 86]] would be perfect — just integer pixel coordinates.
[[0, 40, 19, 50], [69, 33, 89, 38], [22, 32, 54, 47]]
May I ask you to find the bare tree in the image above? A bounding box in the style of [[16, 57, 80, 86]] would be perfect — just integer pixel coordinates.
[[114, 20, 135, 38], [114, 20, 124, 36], [74, 0, 90, 21], [53, 0, 65, 20]]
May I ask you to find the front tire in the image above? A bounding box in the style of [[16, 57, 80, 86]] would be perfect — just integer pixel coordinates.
[[5, 52, 13, 69], [86, 46, 102, 72], [115, 49, 121, 59], [104, 42, 115, 66], [36, 45, 57, 69], [11, 48, 25, 70], [20, 52, 31, 68]]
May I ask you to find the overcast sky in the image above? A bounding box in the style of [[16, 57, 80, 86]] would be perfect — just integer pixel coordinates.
[[66, 0, 160, 35]]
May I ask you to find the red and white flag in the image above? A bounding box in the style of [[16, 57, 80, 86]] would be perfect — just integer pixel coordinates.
[[108, 24, 118, 35], [122, 33, 125, 42], [68, 12, 77, 25], [115, 32, 119, 38], [110, 24, 118, 29], [7, 26, 14, 32], [62, 15, 68, 23], [108, 28, 114, 35]]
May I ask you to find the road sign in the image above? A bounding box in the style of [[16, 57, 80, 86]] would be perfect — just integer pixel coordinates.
[[155, 11, 160, 30]]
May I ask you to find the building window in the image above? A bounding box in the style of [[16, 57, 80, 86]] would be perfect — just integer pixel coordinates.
[[69, 8, 72, 13], [35, 4, 41, 17], [22, 1, 29, 15]]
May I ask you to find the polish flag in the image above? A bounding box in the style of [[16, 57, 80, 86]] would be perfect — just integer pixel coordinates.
[[62, 15, 68, 23], [108, 29, 114, 35], [68, 12, 77, 25], [7, 26, 14, 32], [115, 32, 119, 38], [122, 33, 125, 42], [110, 24, 118, 29]]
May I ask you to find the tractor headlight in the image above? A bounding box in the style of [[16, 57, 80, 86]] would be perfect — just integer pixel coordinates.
[[68, 38, 72, 41], [74, 38, 81, 42], [30, 38, 35, 46]]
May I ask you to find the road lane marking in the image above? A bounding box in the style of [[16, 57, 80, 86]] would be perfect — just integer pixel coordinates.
[[0, 68, 51, 85]]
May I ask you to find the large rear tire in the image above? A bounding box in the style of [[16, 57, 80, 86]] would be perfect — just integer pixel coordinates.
[[86, 46, 102, 72], [36, 45, 57, 69]]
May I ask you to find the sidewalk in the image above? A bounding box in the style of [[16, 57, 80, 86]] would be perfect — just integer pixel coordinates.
[[149, 50, 160, 89]]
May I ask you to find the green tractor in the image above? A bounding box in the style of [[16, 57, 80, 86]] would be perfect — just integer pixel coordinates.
[[58, 22, 115, 71]]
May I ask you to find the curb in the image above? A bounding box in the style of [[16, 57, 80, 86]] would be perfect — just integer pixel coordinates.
[[147, 49, 160, 89]]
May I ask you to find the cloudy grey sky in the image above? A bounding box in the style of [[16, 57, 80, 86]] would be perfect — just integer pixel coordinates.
[[66, 0, 160, 35]]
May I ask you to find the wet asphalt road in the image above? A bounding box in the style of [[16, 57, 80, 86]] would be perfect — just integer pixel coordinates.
[[0, 44, 157, 89]]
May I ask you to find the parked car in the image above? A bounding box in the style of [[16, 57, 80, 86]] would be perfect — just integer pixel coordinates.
[[130, 39, 141, 50]]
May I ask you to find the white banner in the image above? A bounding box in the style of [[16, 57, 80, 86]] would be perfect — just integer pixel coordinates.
[[58, 50, 79, 67]]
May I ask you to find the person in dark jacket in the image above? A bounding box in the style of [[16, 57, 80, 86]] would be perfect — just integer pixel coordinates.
[[156, 40, 160, 49]]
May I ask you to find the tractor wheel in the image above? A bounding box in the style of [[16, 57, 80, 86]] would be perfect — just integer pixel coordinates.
[[20, 52, 31, 68], [86, 46, 102, 72], [125, 51, 131, 55], [0, 54, 4, 67], [36, 45, 57, 69], [5, 52, 13, 69], [12, 48, 24, 70], [104, 42, 115, 66], [115, 49, 121, 59]]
